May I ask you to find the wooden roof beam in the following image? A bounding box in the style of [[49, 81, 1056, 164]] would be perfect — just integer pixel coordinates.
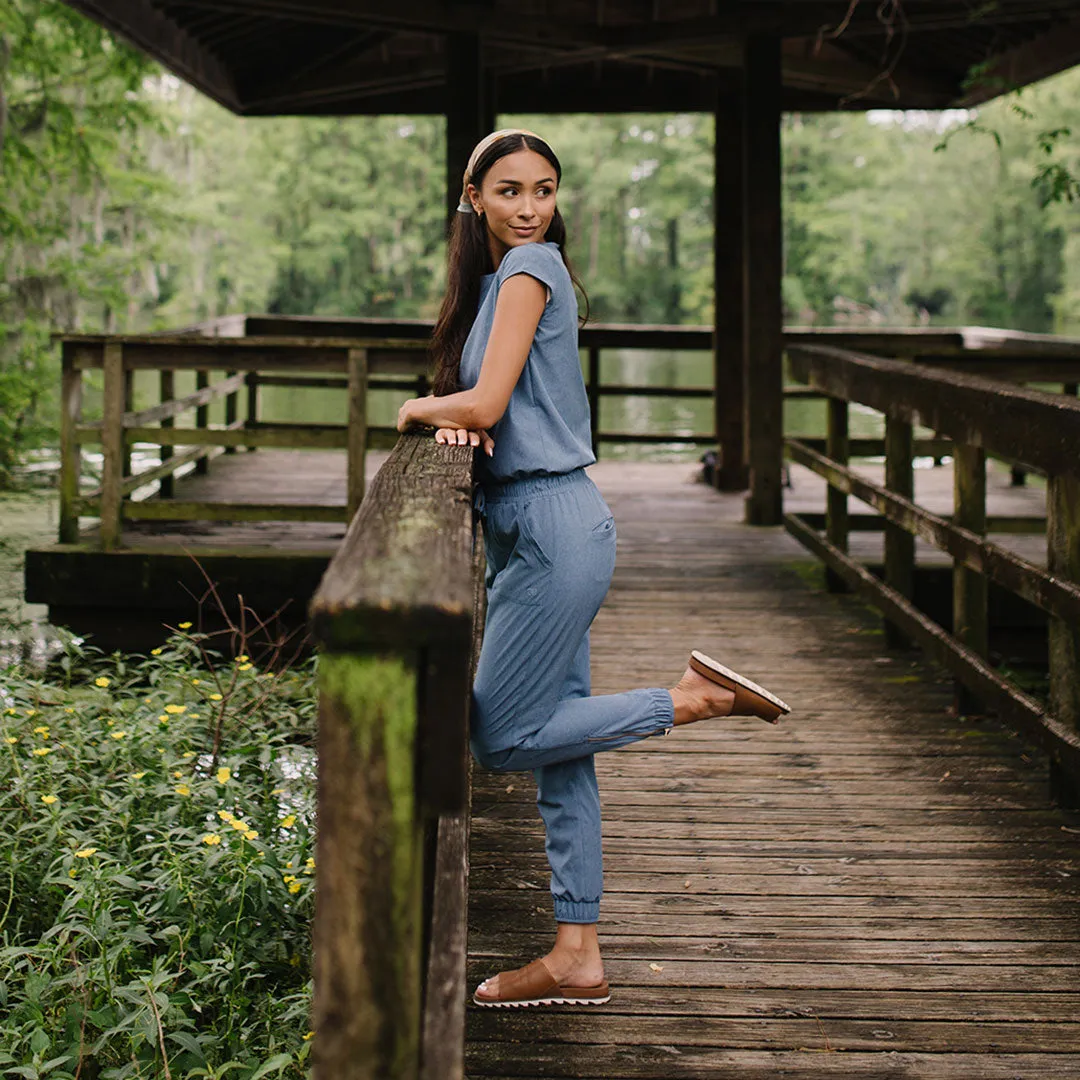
[[64, 0, 241, 109]]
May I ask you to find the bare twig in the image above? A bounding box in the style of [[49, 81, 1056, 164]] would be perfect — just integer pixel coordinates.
[[145, 981, 173, 1080]]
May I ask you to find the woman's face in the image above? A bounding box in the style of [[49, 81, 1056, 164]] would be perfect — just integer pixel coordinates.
[[468, 148, 557, 254]]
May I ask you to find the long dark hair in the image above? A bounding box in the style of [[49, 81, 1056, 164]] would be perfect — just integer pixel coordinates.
[[430, 131, 590, 396]]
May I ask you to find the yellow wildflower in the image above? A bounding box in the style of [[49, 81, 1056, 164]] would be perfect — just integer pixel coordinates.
[[202, 834, 222, 846], [75, 848, 97, 858], [33, 725, 49, 735], [68, 868, 77, 878], [64, 707, 74, 714], [5, 736, 17, 745], [164, 704, 186, 715], [288, 881, 302, 894], [94, 677, 110, 688], [271, 787, 285, 795], [217, 809, 235, 822], [173, 770, 183, 779], [106, 719, 115, 726], [151, 648, 162, 656], [237, 663, 253, 672], [182, 750, 195, 758], [31, 747, 51, 757], [302, 1031, 314, 1041], [25, 708, 36, 717], [210, 693, 223, 702], [280, 815, 296, 828], [174, 784, 191, 797], [191, 678, 200, 685], [158, 715, 169, 723], [41, 795, 58, 805], [3, 707, 15, 715], [283, 874, 296, 883], [289, 955, 301, 967], [305, 857, 315, 870], [132, 771, 146, 779], [216, 767, 231, 785], [178, 621, 193, 630], [110, 731, 126, 740], [244, 830, 258, 841], [229, 819, 247, 831], [235, 654, 249, 664], [188, 713, 200, 720]]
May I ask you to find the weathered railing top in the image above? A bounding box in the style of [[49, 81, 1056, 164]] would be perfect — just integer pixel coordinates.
[[789, 343, 1080, 480], [310, 433, 476, 653]]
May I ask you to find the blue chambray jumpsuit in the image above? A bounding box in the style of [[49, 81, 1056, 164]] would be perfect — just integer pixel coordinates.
[[459, 241, 675, 924]]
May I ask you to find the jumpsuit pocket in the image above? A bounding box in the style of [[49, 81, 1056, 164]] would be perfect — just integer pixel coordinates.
[[510, 501, 554, 606], [588, 514, 617, 583]]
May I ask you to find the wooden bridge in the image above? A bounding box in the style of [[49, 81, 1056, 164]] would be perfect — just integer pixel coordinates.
[[26, 322, 1080, 1078]]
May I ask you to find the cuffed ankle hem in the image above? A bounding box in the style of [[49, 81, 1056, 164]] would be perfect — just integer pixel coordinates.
[[648, 687, 675, 736], [553, 899, 600, 923]]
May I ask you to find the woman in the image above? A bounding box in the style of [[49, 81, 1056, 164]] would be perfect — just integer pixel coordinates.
[[396, 128, 790, 1008]]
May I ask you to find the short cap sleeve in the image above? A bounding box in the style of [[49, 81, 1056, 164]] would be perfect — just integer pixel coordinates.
[[495, 242, 562, 302]]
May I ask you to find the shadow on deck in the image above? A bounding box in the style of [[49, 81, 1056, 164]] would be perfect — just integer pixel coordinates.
[[466, 461, 1080, 1079]]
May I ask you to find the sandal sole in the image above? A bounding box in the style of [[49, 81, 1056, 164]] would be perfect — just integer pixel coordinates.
[[690, 650, 791, 717]]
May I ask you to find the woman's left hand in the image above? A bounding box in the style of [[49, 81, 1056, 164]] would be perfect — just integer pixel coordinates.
[[397, 398, 420, 432]]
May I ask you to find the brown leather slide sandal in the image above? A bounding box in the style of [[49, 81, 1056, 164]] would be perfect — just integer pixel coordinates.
[[472, 958, 611, 1008], [689, 650, 791, 724]]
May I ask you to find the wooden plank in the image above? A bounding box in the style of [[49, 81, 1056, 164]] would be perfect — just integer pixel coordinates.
[[953, 443, 988, 715], [787, 343, 1080, 480], [347, 347, 368, 518], [87, 425, 351, 450], [315, 653, 423, 1080], [224, 369, 238, 455], [99, 343, 125, 551], [883, 415, 914, 647], [121, 501, 350, 524], [125, 370, 245, 427], [58, 354, 82, 544], [195, 370, 210, 475], [742, 33, 783, 525]]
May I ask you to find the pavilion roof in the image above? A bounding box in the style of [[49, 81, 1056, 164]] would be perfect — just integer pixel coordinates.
[[66, 1, 1080, 114]]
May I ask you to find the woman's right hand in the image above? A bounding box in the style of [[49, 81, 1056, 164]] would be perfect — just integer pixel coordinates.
[[435, 428, 495, 457]]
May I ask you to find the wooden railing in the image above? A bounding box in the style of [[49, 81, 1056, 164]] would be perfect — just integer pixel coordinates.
[[59, 334, 430, 548], [308, 433, 482, 1080], [784, 344, 1080, 804]]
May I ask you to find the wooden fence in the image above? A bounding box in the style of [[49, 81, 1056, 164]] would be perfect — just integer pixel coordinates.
[[784, 343, 1080, 803], [308, 432, 482, 1080]]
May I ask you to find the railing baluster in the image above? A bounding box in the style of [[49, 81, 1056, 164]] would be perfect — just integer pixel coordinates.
[[953, 442, 988, 715], [224, 369, 238, 454], [825, 396, 849, 593], [100, 343, 125, 551], [588, 345, 601, 459], [195, 370, 210, 474], [347, 347, 369, 518], [883, 415, 914, 648], [122, 368, 135, 481], [59, 349, 83, 544], [1048, 471, 1080, 745], [159, 370, 174, 498], [245, 371, 259, 451]]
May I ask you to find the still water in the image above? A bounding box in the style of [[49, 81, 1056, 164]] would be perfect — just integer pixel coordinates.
[[111, 349, 890, 461]]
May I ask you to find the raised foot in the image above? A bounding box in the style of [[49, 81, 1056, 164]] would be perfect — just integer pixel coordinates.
[[689, 650, 790, 724], [474, 954, 609, 1008]]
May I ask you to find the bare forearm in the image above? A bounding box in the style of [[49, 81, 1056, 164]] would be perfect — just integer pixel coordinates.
[[399, 388, 500, 432]]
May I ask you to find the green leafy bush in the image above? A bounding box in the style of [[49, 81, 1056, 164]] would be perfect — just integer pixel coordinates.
[[0, 630, 317, 1079]]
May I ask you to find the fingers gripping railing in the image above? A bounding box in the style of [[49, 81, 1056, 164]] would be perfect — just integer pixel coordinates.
[[308, 433, 482, 1080]]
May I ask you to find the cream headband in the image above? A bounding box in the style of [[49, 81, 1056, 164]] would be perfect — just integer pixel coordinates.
[[456, 127, 547, 214]]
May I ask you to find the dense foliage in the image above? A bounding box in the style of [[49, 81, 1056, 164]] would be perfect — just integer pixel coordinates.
[[0, 630, 316, 1078], [2, 0, 1079, 480]]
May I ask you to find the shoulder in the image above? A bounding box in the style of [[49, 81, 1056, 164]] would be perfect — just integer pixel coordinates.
[[496, 241, 567, 283]]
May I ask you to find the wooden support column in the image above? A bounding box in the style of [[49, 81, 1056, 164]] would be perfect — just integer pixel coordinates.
[[825, 397, 849, 593], [159, 370, 175, 498], [122, 369, 135, 480], [59, 350, 83, 544], [743, 34, 784, 524], [883, 415, 914, 648], [953, 443, 988, 715], [712, 69, 748, 491], [195, 370, 210, 474], [445, 33, 488, 226], [588, 346, 601, 458], [347, 348, 369, 518], [1049, 473, 1080, 734], [224, 369, 238, 454], [100, 343, 125, 551]]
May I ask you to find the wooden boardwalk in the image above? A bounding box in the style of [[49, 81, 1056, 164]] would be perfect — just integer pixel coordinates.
[[466, 461, 1080, 1079]]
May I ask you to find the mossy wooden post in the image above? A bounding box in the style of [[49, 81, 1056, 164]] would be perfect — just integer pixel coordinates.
[[310, 434, 478, 1080], [825, 396, 849, 593], [59, 348, 83, 544], [159, 370, 175, 498], [224, 369, 238, 453], [195, 370, 210, 474], [100, 343, 125, 551], [1049, 470, 1080, 804], [122, 368, 135, 480], [587, 346, 600, 458], [953, 442, 988, 715], [245, 371, 259, 451], [347, 348, 369, 518], [883, 414, 914, 648]]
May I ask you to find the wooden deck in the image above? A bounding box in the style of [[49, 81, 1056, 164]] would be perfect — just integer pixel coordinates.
[[466, 461, 1080, 1079]]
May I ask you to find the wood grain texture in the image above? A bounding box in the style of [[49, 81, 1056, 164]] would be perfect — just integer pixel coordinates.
[[465, 460, 1080, 1080]]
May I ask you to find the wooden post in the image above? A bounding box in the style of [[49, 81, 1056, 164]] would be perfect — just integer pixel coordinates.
[[224, 369, 238, 454], [314, 653, 424, 1080], [445, 32, 487, 227], [1049, 471, 1080, 805], [587, 346, 600, 459], [245, 371, 259, 452], [825, 397, 849, 593], [100, 343, 125, 551], [122, 369, 134, 480], [195, 370, 210, 475], [59, 350, 83, 544], [953, 442, 988, 715], [883, 415, 914, 648], [347, 348, 369, 518], [159, 370, 175, 498], [743, 34, 784, 525], [712, 69, 748, 491]]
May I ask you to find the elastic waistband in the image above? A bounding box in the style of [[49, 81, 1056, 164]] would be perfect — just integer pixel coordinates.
[[479, 467, 588, 503]]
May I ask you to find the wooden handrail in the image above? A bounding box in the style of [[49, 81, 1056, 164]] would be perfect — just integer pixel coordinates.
[[309, 433, 480, 1080], [785, 343, 1080, 804]]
